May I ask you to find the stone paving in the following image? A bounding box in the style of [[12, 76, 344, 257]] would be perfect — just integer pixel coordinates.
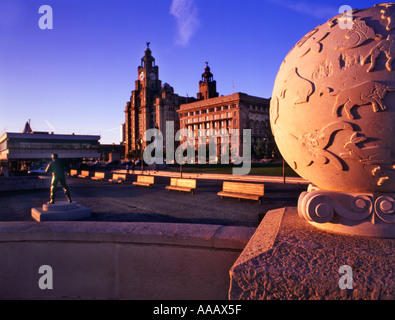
[[0, 175, 307, 227]]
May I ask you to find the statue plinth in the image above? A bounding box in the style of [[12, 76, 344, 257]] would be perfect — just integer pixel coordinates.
[[31, 201, 91, 222], [298, 184, 395, 238]]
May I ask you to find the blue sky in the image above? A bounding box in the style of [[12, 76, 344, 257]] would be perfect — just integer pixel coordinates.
[[0, 0, 377, 144]]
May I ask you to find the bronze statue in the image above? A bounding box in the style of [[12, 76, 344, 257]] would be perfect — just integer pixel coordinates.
[[45, 153, 72, 204]]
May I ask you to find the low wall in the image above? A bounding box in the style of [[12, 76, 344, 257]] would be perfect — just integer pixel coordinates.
[[0, 176, 50, 192], [0, 221, 254, 300]]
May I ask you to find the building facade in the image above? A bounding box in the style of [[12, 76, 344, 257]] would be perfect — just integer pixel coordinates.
[[123, 44, 194, 156], [178, 92, 272, 160], [0, 122, 101, 173], [122, 45, 273, 160]]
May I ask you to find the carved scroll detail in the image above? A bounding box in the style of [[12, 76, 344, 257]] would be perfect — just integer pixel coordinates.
[[298, 187, 395, 225], [298, 189, 372, 224]]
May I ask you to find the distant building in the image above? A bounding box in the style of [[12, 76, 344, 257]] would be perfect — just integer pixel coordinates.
[[122, 44, 273, 159], [178, 92, 272, 159], [123, 44, 195, 156], [0, 122, 101, 172]]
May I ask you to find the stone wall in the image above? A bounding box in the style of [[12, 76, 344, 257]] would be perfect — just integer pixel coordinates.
[[0, 176, 50, 192], [0, 221, 254, 299]]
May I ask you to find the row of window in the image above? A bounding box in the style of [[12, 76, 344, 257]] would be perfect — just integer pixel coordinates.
[[184, 112, 234, 124], [186, 120, 232, 130], [181, 103, 267, 117], [6, 142, 98, 151], [182, 105, 233, 117]]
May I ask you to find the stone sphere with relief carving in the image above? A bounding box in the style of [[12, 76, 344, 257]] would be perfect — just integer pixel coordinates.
[[270, 3, 395, 193]]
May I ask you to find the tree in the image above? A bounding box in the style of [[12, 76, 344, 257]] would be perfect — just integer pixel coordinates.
[[253, 140, 266, 159]]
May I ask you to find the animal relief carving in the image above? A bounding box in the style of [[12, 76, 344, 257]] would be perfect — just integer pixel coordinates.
[[337, 17, 382, 50], [299, 32, 330, 58], [312, 60, 333, 80], [338, 52, 362, 70], [321, 81, 395, 119], [379, 3, 395, 31], [361, 34, 395, 72], [341, 132, 395, 186], [340, 133, 392, 165], [280, 67, 315, 104], [289, 121, 354, 170]]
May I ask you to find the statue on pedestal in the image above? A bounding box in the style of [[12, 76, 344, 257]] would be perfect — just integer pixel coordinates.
[[45, 153, 72, 204]]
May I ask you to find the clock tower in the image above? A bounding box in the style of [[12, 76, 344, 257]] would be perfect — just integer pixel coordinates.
[[138, 42, 160, 93], [123, 43, 190, 157]]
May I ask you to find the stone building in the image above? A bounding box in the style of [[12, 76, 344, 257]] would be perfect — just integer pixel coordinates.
[[123, 44, 194, 156], [178, 92, 272, 160], [122, 44, 273, 160]]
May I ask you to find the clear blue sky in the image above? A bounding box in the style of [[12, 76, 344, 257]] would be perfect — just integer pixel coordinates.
[[0, 0, 377, 144]]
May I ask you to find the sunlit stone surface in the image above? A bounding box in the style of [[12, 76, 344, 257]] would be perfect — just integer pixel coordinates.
[[270, 4, 395, 237]]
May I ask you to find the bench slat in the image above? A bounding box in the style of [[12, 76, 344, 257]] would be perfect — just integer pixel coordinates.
[[222, 181, 264, 196], [109, 174, 127, 184], [166, 178, 196, 193], [78, 170, 90, 178], [91, 172, 105, 180], [133, 175, 154, 187], [218, 181, 264, 203]]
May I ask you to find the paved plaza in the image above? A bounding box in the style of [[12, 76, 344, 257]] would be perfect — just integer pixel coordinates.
[[0, 175, 307, 227]]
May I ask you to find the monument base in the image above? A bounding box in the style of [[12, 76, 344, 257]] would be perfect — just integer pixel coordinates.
[[298, 184, 395, 238], [31, 201, 91, 222], [229, 207, 395, 300]]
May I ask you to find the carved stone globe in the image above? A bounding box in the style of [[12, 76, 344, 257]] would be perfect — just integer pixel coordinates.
[[270, 4, 395, 237]]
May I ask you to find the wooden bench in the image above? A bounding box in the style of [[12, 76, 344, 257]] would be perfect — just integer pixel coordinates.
[[78, 170, 90, 179], [165, 178, 196, 194], [70, 169, 78, 177], [91, 172, 105, 181], [133, 175, 154, 187], [109, 173, 127, 184], [217, 181, 264, 203]]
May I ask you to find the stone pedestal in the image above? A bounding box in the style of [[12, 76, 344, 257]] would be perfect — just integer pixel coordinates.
[[298, 184, 395, 238], [31, 201, 91, 222], [229, 207, 395, 300]]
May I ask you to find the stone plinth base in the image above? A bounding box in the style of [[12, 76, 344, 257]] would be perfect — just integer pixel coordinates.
[[31, 201, 91, 222], [229, 207, 395, 300], [298, 184, 395, 238]]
